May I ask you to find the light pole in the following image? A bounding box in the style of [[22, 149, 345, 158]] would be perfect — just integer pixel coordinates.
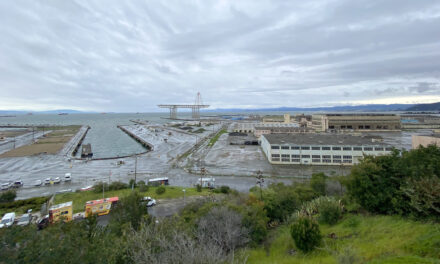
[[256, 170, 264, 200]]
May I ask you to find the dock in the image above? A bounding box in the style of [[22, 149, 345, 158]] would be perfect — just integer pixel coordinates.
[[117, 125, 154, 150], [61, 125, 90, 157]]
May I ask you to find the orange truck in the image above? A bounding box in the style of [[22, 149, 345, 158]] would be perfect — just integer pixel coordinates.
[[49, 201, 73, 223], [85, 197, 119, 217]]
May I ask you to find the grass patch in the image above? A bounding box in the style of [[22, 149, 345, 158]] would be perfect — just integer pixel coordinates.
[[53, 186, 212, 213], [243, 214, 440, 264], [208, 129, 227, 147], [0, 196, 49, 216]]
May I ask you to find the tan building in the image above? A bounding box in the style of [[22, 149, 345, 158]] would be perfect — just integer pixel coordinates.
[[311, 114, 401, 132], [254, 126, 312, 138], [412, 134, 440, 149]]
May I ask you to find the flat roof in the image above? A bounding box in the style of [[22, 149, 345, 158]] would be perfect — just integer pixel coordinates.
[[262, 133, 388, 146], [49, 201, 72, 210]]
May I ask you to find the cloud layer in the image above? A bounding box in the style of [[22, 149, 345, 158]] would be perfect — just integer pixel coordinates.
[[1, 0, 440, 111]]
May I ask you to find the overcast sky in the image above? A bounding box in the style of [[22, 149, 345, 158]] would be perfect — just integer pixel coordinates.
[[1, 0, 440, 112]]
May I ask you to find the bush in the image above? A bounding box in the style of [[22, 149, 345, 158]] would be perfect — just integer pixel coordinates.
[[92, 182, 108, 193], [220, 186, 230, 194], [290, 216, 322, 253], [156, 186, 166, 195], [318, 200, 342, 225], [108, 181, 128, 191], [139, 183, 149, 192], [129, 179, 136, 188], [310, 173, 327, 196], [263, 183, 300, 222], [0, 190, 16, 203], [196, 184, 202, 192]]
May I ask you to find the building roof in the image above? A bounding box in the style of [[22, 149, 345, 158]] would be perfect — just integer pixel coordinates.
[[262, 133, 388, 146], [254, 126, 311, 132], [49, 201, 72, 210]]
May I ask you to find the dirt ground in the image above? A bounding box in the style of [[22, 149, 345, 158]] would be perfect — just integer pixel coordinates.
[[0, 129, 29, 138], [0, 126, 81, 158]]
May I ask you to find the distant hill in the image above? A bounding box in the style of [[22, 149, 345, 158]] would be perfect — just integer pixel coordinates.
[[0, 109, 84, 115], [210, 104, 415, 112], [405, 102, 440, 111]]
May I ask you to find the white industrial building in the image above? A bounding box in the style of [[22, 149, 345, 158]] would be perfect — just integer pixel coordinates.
[[260, 133, 393, 166]]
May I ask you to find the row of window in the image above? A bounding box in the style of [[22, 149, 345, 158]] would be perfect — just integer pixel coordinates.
[[271, 157, 353, 164], [272, 154, 353, 159], [271, 145, 392, 151]]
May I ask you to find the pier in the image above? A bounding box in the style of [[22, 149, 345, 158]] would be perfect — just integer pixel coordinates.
[[117, 125, 154, 150], [62, 125, 90, 157]]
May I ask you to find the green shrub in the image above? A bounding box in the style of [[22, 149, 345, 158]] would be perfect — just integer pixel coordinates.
[[310, 173, 327, 196], [156, 186, 166, 195], [264, 183, 300, 222], [0, 190, 16, 203], [220, 185, 230, 194], [139, 183, 149, 192], [290, 216, 322, 253], [196, 184, 202, 192], [129, 179, 136, 188], [92, 182, 108, 193], [342, 215, 361, 229], [318, 200, 342, 225], [108, 181, 128, 191]]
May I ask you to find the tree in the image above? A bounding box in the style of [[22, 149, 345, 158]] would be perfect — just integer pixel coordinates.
[[0, 190, 16, 203], [110, 191, 149, 232], [290, 216, 321, 253], [310, 173, 327, 196]]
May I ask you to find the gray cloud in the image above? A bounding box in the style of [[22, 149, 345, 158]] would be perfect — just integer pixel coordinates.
[[0, 0, 440, 111]]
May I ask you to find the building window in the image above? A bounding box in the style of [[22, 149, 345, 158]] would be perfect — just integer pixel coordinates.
[[363, 147, 373, 151], [374, 147, 384, 151], [292, 159, 300, 162], [301, 146, 310, 150], [329, 125, 335, 129], [332, 147, 341, 151], [322, 146, 331, 150], [281, 146, 289, 150], [271, 154, 280, 158], [359, 125, 364, 129], [343, 160, 352, 163], [301, 155, 310, 158], [333, 159, 342, 163], [312, 146, 320, 150], [365, 125, 371, 129], [333, 155, 341, 159], [347, 125, 353, 129], [323, 159, 331, 163], [312, 159, 321, 163], [291, 146, 300, 150], [322, 155, 331, 159], [271, 146, 280, 150], [281, 154, 290, 158], [292, 155, 300, 158], [282, 158, 290, 162], [312, 155, 320, 158], [343, 147, 352, 151], [353, 147, 362, 151], [343, 155, 352, 159], [385, 147, 393, 151], [272, 158, 280, 162]]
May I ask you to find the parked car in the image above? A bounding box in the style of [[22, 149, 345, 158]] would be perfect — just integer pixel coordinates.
[[53, 177, 61, 184], [16, 213, 32, 226], [142, 196, 156, 207], [1, 182, 12, 190], [12, 180, 23, 188], [34, 180, 42, 186], [37, 215, 49, 230], [64, 173, 72, 182], [44, 178, 51, 185], [0, 212, 16, 228], [80, 185, 93, 192]]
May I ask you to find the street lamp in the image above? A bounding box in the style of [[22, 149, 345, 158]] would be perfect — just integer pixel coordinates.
[[182, 189, 186, 205]]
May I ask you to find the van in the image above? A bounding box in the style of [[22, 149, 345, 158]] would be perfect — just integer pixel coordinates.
[[0, 212, 15, 228]]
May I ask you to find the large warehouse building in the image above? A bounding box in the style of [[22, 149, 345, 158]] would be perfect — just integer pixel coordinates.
[[260, 133, 393, 166], [311, 114, 401, 132]]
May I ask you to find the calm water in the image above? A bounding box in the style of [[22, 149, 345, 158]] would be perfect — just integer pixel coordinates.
[[0, 113, 178, 158]]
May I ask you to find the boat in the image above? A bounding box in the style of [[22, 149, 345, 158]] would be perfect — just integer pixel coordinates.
[[53, 177, 61, 184], [64, 173, 72, 182], [34, 180, 42, 186], [58, 113, 68, 115], [44, 178, 51, 185], [12, 180, 23, 188]]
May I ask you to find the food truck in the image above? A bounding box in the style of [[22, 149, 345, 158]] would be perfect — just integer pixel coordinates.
[[148, 177, 169, 186], [49, 201, 73, 223], [85, 197, 119, 218]]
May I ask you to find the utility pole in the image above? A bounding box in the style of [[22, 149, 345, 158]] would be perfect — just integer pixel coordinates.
[[200, 166, 206, 187], [133, 155, 138, 190], [256, 170, 264, 200]]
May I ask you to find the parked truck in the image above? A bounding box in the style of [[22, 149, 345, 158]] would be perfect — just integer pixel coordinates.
[[85, 197, 119, 218], [49, 201, 73, 223]]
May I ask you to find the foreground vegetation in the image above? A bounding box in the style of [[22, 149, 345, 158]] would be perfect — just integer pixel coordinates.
[[0, 145, 439, 263]]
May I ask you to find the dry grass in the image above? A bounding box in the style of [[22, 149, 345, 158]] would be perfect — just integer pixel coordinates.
[[0, 125, 81, 157]]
